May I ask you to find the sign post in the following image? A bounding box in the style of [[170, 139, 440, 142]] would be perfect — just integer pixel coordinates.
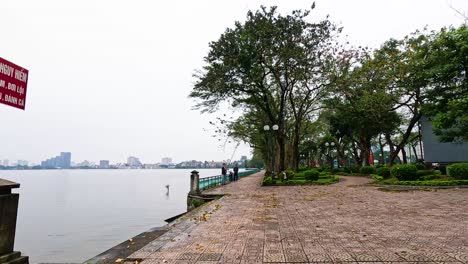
[[0, 57, 29, 110], [0, 56, 29, 263]]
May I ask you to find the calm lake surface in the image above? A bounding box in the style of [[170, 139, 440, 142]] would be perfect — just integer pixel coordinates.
[[0, 169, 226, 264]]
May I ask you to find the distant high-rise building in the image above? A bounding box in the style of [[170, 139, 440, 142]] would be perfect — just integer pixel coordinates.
[[40, 152, 71, 169], [161, 157, 172, 165], [127, 156, 142, 167], [60, 152, 71, 169], [17, 160, 28, 166], [99, 160, 110, 169]]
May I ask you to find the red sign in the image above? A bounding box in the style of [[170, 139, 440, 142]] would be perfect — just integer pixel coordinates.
[[0, 57, 28, 110]]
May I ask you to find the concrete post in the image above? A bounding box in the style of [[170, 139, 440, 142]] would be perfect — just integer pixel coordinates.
[[0, 178, 28, 264], [189, 170, 200, 195]]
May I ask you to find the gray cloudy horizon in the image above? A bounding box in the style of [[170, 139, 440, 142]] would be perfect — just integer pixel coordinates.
[[1, 0, 466, 165]]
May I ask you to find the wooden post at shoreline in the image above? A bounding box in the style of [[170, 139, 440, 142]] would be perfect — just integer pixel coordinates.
[[0, 179, 29, 264]]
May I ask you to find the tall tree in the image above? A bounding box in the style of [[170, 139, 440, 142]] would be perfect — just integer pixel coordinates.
[[327, 49, 400, 166], [190, 5, 338, 172], [421, 25, 468, 142]]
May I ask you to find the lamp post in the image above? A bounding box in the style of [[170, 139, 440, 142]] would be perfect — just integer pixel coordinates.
[[324, 141, 335, 168], [264, 124, 278, 184], [344, 150, 349, 167]]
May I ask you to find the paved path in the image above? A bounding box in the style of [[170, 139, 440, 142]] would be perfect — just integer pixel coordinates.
[[128, 172, 468, 264]]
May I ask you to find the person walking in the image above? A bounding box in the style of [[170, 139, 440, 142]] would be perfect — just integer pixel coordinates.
[[221, 163, 227, 184], [229, 170, 234, 182], [233, 165, 239, 181]]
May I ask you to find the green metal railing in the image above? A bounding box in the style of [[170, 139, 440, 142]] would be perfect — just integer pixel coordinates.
[[199, 169, 260, 190]]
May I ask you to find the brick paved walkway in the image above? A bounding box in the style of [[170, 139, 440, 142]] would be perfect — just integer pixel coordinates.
[[128, 172, 468, 264]]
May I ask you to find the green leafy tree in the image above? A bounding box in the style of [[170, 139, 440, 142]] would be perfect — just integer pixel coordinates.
[[421, 25, 468, 142], [190, 5, 339, 172], [327, 49, 400, 166]]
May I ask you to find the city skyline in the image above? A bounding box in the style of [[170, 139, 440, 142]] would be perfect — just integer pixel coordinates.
[[0, 153, 249, 167]]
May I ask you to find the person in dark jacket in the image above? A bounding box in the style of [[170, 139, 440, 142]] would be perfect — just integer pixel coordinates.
[[233, 165, 239, 181], [221, 163, 227, 184]]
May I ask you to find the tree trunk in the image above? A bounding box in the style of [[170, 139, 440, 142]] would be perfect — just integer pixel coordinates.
[[401, 148, 407, 164], [412, 145, 419, 161], [291, 123, 301, 171], [387, 109, 422, 167], [352, 142, 361, 166], [378, 134, 385, 165], [277, 131, 286, 173], [385, 133, 396, 166], [359, 132, 370, 166]]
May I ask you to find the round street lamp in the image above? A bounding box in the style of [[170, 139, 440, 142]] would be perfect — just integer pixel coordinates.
[[324, 141, 335, 168], [264, 124, 278, 184]]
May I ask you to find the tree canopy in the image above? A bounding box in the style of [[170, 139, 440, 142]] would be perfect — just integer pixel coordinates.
[[191, 5, 467, 171]]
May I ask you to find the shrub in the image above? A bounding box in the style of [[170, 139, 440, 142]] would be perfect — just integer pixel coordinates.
[[421, 174, 440, 181], [297, 166, 309, 172], [344, 166, 359, 173], [262, 175, 272, 185], [282, 169, 296, 180], [304, 169, 319, 181], [360, 166, 375, 175], [376, 167, 391, 179], [415, 163, 426, 170], [331, 167, 343, 174], [371, 174, 383, 181], [439, 165, 447, 175], [391, 164, 418, 181], [317, 167, 325, 172], [416, 170, 436, 177], [447, 163, 468, 179]]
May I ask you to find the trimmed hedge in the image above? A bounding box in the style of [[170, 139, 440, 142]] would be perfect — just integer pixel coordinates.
[[360, 166, 375, 175], [376, 167, 391, 179], [304, 169, 319, 181], [439, 165, 447, 175], [282, 169, 296, 180], [262, 174, 339, 186], [421, 174, 440, 181], [391, 164, 418, 181], [331, 168, 343, 174], [447, 163, 468, 179], [415, 163, 426, 170], [344, 166, 359, 173], [371, 174, 383, 181], [379, 179, 468, 186], [416, 169, 436, 177]]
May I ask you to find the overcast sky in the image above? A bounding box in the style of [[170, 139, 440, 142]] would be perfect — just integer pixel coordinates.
[[1, 0, 466, 165]]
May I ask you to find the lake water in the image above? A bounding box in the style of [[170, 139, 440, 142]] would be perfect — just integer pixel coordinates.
[[0, 169, 226, 264]]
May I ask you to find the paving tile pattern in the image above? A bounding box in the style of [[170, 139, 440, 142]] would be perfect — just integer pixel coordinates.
[[130, 172, 468, 264]]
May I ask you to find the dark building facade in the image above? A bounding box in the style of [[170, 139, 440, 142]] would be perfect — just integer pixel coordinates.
[[421, 116, 468, 164]]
